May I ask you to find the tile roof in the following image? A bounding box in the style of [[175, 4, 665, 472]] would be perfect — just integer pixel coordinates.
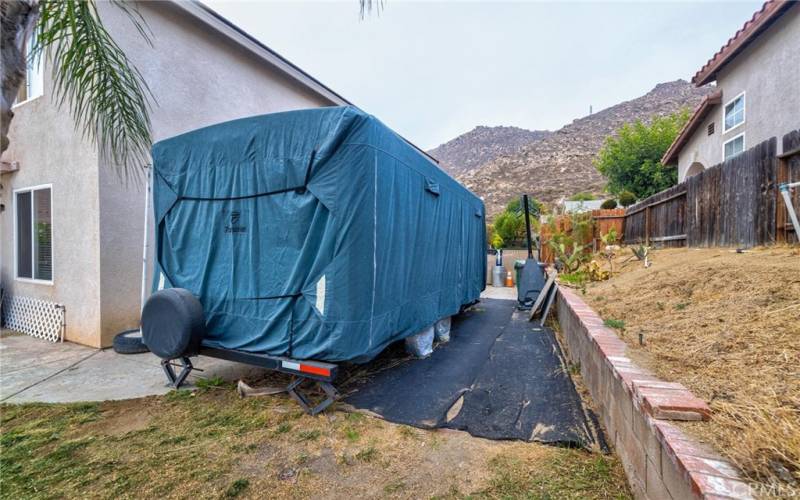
[[692, 0, 797, 86]]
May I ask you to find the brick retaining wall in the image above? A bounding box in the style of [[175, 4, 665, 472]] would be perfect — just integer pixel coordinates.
[[556, 287, 754, 499]]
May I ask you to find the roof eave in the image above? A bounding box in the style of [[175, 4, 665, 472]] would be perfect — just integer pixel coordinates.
[[692, 0, 796, 86], [661, 90, 723, 165]]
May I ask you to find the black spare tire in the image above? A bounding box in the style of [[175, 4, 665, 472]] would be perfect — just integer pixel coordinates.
[[113, 329, 149, 354], [141, 288, 205, 359]]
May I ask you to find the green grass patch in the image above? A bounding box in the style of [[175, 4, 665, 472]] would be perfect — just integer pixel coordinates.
[[343, 426, 360, 442], [297, 429, 321, 441], [559, 271, 589, 287], [476, 452, 631, 499], [195, 376, 226, 389], [223, 478, 249, 498], [603, 318, 625, 330]]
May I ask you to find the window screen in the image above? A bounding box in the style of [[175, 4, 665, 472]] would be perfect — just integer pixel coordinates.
[[16, 187, 52, 281], [34, 188, 52, 280], [16, 33, 43, 104], [724, 135, 745, 161], [724, 95, 744, 131], [16, 191, 32, 279]]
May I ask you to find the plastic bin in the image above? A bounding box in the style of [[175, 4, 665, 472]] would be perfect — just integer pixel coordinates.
[[514, 260, 526, 293]]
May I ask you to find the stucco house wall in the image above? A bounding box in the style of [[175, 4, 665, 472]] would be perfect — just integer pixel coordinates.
[[0, 73, 102, 347], [677, 5, 800, 181], [1, 1, 343, 347]]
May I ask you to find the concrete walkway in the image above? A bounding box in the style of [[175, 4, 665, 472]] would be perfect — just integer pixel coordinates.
[[0, 287, 518, 404], [0, 330, 266, 404]]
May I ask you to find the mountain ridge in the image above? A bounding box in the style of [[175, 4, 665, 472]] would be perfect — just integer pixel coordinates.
[[429, 125, 550, 177], [431, 80, 713, 217]]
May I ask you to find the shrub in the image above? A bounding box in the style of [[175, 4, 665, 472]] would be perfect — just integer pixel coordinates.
[[618, 191, 636, 207], [491, 233, 504, 250], [546, 213, 593, 273], [595, 109, 690, 199], [569, 192, 596, 202], [600, 199, 618, 209]]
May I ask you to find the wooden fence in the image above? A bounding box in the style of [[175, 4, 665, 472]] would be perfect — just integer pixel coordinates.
[[539, 209, 625, 263], [624, 130, 800, 248], [778, 129, 800, 243]]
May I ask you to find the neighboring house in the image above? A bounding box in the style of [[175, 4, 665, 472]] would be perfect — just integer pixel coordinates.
[[0, 1, 355, 348], [558, 200, 605, 214], [662, 0, 800, 182]]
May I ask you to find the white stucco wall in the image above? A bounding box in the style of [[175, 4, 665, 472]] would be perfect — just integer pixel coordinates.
[[0, 74, 103, 346], [2, 1, 341, 347], [677, 5, 800, 181]]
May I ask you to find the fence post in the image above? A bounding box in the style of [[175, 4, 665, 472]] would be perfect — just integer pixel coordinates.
[[777, 156, 788, 243], [645, 205, 651, 246]]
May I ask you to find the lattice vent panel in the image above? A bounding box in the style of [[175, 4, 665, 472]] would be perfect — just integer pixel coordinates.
[[1, 295, 64, 342]]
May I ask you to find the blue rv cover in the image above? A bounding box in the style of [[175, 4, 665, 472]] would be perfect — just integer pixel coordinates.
[[152, 106, 486, 363]]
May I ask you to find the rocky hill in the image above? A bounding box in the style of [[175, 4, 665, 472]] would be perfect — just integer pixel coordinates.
[[429, 126, 550, 177], [446, 80, 712, 217]]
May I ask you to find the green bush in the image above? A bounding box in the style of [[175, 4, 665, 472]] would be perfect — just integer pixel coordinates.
[[493, 198, 542, 247], [595, 110, 690, 199], [600, 199, 618, 210], [618, 191, 636, 207], [568, 192, 597, 202]]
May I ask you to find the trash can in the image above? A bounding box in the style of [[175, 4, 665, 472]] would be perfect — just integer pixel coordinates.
[[514, 260, 526, 294], [492, 265, 506, 287]]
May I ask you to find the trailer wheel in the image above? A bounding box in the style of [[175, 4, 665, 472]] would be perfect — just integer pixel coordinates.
[[141, 288, 205, 359], [112, 329, 149, 354]]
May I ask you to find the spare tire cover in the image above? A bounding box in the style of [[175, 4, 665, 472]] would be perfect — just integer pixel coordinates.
[[141, 288, 205, 359]]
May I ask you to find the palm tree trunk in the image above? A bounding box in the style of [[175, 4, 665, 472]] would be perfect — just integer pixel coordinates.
[[1, 0, 39, 158]]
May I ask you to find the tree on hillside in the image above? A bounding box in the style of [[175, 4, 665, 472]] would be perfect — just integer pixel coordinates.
[[595, 109, 690, 199]]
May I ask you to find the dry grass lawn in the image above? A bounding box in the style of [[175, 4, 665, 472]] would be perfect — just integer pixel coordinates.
[[581, 246, 800, 493], [0, 376, 631, 499]]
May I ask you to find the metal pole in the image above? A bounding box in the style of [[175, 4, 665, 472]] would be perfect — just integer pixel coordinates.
[[140, 165, 151, 313], [779, 182, 800, 240], [522, 194, 533, 259]]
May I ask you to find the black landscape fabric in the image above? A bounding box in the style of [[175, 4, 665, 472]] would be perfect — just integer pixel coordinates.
[[343, 299, 591, 446], [343, 299, 511, 428]]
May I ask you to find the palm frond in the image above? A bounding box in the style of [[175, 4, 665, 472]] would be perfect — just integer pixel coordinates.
[[34, 0, 153, 177]]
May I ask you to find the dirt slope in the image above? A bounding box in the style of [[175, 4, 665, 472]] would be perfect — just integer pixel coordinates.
[[582, 246, 800, 493]]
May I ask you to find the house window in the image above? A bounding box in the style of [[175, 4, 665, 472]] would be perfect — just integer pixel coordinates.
[[723, 133, 745, 161], [723, 92, 745, 132], [15, 32, 44, 105], [15, 186, 53, 283]]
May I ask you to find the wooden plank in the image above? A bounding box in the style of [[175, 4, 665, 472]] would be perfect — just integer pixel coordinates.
[[649, 234, 687, 242], [529, 271, 557, 321], [624, 190, 687, 217], [538, 283, 559, 328], [777, 144, 800, 159]]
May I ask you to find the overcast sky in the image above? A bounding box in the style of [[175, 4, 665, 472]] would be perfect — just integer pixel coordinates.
[[205, 1, 762, 150]]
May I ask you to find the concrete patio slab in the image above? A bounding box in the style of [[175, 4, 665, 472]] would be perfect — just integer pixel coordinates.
[[1, 288, 512, 404], [0, 330, 269, 404]]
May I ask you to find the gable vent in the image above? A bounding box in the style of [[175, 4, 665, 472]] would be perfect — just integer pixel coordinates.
[[707, 122, 715, 136]]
